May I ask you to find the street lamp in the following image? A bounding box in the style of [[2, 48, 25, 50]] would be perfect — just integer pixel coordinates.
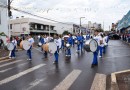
[[80, 17, 85, 34]]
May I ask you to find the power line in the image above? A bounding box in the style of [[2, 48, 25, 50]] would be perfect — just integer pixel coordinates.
[[11, 7, 73, 25]]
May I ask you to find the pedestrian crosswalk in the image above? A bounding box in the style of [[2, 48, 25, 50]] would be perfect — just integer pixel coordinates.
[[0, 58, 84, 90]]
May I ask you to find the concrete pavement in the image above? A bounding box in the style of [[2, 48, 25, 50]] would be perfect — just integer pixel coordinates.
[[0, 40, 130, 90]]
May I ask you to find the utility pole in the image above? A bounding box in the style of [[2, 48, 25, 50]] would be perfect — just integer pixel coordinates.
[[80, 17, 85, 34]]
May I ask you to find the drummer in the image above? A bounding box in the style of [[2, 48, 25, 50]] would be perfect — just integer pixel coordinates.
[[40, 35, 44, 51], [43, 35, 48, 58], [72, 34, 76, 47], [53, 34, 60, 64], [27, 35, 34, 60], [61, 35, 65, 49], [76, 33, 84, 52], [66, 34, 73, 56], [91, 30, 102, 68], [10, 37, 17, 59]]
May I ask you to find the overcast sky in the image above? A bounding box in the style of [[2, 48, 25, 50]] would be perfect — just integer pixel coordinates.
[[10, 0, 130, 30]]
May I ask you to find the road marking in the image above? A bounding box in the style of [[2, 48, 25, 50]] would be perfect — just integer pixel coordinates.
[[0, 64, 45, 85], [0, 56, 9, 60], [53, 69, 82, 90], [33, 47, 43, 53], [0, 59, 12, 64], [0, 62, 28, 73], [90, 73, 106, 90], [0, 60, 23, 68], [26, 78, 46, 90]]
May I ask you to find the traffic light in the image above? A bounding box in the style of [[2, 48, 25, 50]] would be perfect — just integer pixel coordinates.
[[8, 0, 12, 17]]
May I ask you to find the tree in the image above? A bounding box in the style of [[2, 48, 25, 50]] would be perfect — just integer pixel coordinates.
[[62, 31, 70, 35]]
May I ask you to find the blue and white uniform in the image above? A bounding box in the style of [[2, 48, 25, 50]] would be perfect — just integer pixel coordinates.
[[66, 36, 73, 56], [27, 38, 34, 60], [10, 39, 17, 58], [92, 35, 101, 65], [86, 34, 90, 40], [54, 39, 60, 63], [76, 35, 84, 51]]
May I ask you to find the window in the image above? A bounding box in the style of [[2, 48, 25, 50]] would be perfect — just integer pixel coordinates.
[[10, 24, 12, 29], [0, 12, 1, 24]]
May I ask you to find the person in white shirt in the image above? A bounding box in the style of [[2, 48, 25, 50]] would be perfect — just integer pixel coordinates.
[[53, 34, 60, 64], [91, 30, 102, 68], [10, 37, 17, 59], [58, 35, 62, 50], [99, 33, 104, 57], [102, 33, 108, 54], [27, 35, 34, 60]]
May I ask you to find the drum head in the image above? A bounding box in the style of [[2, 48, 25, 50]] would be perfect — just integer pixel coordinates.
[[89, 39, 98, 52], [7, 43, 14, 51], [38, 42, 42, 46], [22, 40, 31, 50], [49, 42, 57, 54]]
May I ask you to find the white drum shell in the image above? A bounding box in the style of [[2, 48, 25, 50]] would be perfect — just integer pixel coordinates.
[[7, 43, 14, 51], [38, 42, 42, 46], [66, 43, 71, 48], [49, 42, 57, 54], [84, 39, 98, 52], [22, 40, 31, 50]]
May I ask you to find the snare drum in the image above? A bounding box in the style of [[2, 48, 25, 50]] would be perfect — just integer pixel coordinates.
[[84, 39, 98, 52], [66, 43, 71, 48], [38, 42, 42, 46], [75, 40, 80, 45], [49, 42, 57, 54], [6, 43, 14, 51], [20, 40, 31, 50]]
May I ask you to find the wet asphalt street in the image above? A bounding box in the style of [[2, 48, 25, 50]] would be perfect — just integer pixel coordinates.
[[0, 40, 130, 90]]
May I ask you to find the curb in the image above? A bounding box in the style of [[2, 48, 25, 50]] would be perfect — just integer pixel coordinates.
[[111, 69, 130, 90]]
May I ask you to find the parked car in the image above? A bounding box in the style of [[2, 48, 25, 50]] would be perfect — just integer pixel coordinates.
[[109, 33, 120, 40]]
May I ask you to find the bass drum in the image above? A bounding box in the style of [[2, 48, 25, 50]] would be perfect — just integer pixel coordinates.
[[20, 40, 31, 50], [49, 42, 57, 54], [42, 43, 49, 52], [84, 39, 98, 52], [6, 43, 14, 51]]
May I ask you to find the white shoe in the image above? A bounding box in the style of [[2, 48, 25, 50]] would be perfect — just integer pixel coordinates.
[[99, 56, 102, 58], [9, 57, 12, 59], [12, 57, 16, 59], [27, 59, 32, 61]]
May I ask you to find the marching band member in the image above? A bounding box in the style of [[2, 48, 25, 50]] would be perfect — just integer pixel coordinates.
[[58, 35, 62, 52], [76, 33, 81, 52], [103, 33, 108, 54], [40, 35, 44, 51], [76, 33, 84, 52], [66, 34, 73, 56], [27, 35, 34, 60], [43, 35, 48, 58], [86, 33, 90, 40], [61, 35, 65, 49], [99, 33, 104, 58], [91, 30, 102, 68], [80, 33, 85, 51], [72, 34, 76, 47], [10, 37, 17, 59], [53, 34, 60, 64]]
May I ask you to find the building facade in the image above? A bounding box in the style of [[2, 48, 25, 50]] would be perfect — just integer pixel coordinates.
[[117, 10, 130, 34], [9, 18, 57, 36], [0, 0, 8, 43], [9, 17, 76, 36]]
